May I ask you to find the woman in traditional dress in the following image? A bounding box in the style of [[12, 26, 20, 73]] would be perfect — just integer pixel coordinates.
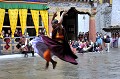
[[31, 11, 78, 69]]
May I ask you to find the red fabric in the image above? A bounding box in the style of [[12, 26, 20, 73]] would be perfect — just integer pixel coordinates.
[[4, 38, 10, 43], [4, 44, 10, 50]]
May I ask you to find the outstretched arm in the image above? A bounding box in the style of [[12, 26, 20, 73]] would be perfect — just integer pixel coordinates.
[[58, 11, 67, 25], [51, 12, 57, 24]]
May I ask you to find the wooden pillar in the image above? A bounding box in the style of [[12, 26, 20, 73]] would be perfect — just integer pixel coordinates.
[[89, 8, 97, 43], [89, 15, 96, 42]]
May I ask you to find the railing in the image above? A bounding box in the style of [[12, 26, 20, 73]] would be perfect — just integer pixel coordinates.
[[0, 36, 35, 55]]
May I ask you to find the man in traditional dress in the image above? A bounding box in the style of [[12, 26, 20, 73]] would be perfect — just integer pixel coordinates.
[[31, 11, 78, 69], [19, 35, 29, 57]]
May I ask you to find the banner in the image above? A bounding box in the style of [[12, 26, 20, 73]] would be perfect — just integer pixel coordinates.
[[19, 9, 27, 35], [0, 9, 5, 38], [31, 10, 39, 36], [40, 10, 49, 36], [8, 9, 18, 38]]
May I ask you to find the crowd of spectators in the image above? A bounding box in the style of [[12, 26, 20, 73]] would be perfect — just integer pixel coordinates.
[[0, 29, 119, 53], [1, 29, 22, 38], [69, 32, 119, 53]]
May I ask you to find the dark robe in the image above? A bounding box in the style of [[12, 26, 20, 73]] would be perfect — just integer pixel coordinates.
[[32, 26, 78, 65]]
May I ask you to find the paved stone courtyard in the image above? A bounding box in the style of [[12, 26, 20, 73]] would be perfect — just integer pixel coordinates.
[[0, 48, 120, 79]]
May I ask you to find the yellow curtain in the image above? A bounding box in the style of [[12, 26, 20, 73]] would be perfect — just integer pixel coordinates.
[[40, 10, 49, 36], [110, 0, 112, 4], [8, 9, 18, 38], [0, 9, 5, 38], [99, 0, 103, 4], [19, 9, 27, 35], [31, 10, 39, 36]]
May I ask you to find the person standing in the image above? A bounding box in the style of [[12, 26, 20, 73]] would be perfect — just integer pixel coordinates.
[[104, 35, 110, 52], [19, 35, 29, 57], [96, 34, 103, 51]]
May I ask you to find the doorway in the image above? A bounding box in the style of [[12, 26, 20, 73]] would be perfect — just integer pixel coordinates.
[[61, 7, 90, 41], [61, 7, 77, 40]]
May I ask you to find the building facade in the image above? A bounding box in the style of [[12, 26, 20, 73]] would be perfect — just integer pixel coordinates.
[[1, 0, 117, 55], [0, 0, 49, 54]]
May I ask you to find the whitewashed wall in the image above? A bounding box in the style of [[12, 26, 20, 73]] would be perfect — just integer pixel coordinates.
[[111, 0, 120, 26], [78, 14, 89, 35], [95, 3, 111, 34]]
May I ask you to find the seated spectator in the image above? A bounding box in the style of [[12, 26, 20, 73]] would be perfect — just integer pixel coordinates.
[[18, 30, 22, 37], [76, 40, 94, 53], [7, 30, 11, 37], [72, 41, 79, 48]]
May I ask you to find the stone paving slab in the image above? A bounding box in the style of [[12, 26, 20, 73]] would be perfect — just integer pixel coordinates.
[[0, 48, 120, 79]]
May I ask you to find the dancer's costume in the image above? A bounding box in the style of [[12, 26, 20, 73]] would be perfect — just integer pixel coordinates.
[[31, 27, 78, 65]]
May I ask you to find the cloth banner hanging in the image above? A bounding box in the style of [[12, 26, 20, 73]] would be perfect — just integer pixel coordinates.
[[31, 10, 39, 36], [40, 10, 49, 36], [8, 9, 18, 38], [0, 9, 5, 38], [19, 9, 27, 35]]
